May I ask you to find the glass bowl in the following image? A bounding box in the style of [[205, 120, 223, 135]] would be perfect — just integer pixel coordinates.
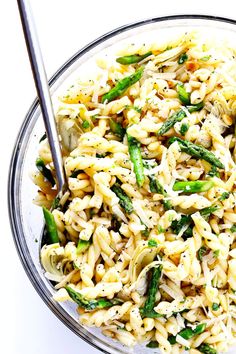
[[8, 15, 236, 354]]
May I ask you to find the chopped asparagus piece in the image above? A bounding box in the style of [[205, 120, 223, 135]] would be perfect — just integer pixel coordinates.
[[42, 207, 59, 244], [101, 66, 144, 103], [177, 84, 191, 105], [168, 323, 206, 344], [77, 239, 91, 254], [109, 119, 126, 139], [168, 137, 224, 169], [149, 175, 165, 194], [116, 51, 152, 65], [173, 180, 214, 193], [141, 266, 163, 318], [197, 343, 217, 354], [111, 183, 133, 214], [36, 158, 55, 186], [158, 102, 203, 135], [127, 134, 145, 187], [65, 286, 123, 310]]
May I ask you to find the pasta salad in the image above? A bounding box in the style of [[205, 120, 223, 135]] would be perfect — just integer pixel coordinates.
[[32, 32, 236, 353]]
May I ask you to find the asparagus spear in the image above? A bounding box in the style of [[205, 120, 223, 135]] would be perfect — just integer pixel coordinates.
[[168, 323, 206, 344], [157, 102, 203, 136], [197, 343, 217, 354], [101, 66, 144, 103], [140, 309, 163, 318], [111, 183, 134, 214], [168, 137, 224, 169], [77, 239, 91, 254], [187, 101, 204, 113], [127, 134, 145, 187], [65, 286, 122, 310], [141, 265, 163, 318], [177, 84, 190, 105], [173, 180, 214, 193], [42, 207, 59, 244], [158, 109, 186, 136], [116, 51, 152, 65], [36, 158, 55, 186], [109, 119, 126, 139], [148, 176, 172, 209]]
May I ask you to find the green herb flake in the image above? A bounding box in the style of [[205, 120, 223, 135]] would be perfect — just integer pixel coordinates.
[[148, 239, 158, 247], [219, 192, 230, 201], [230, 225, 236, 233], [180, 123, 189, 136], [212, 303, 220, 311], [146, 341, 159, 348], [200, 55, 211, 62], [157, 225, 165, 234], [82, 120, 90, 129], [198, 246, 208, 261], [178, 53, 188, 64], [213, 249, 220, 258], [207, 166, 220, 178]]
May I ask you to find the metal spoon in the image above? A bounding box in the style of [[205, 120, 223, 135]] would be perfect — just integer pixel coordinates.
[[17, 0, 67, 197], [17, 0, 68, 243]]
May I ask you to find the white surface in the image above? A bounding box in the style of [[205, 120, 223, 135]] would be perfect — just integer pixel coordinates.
[[1, 1, 236, 354]]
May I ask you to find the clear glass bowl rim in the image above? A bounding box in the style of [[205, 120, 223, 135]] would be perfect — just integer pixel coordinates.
[[8, 14, 236, 354]]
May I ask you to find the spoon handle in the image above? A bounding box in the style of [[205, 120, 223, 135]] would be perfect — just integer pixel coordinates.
[[17, 0, 67, 195]]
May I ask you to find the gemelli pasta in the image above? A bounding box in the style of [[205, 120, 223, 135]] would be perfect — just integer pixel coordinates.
[[32, 32, 236, 353]]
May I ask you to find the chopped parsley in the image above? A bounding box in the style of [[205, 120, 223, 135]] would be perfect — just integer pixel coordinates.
[[200, 55, 211, 61], [157, 225, 165, 234], [180, 123, 189, 136], [230, 225, 236, 233], [212, 303, 220, 311], [197, 246, 207, 261], [219, 192, 230, 201], [82, 120, 90, 129], [148, 239, 158, 247], [213, 249, 220, 258], [178, 53, 188, 64], [207, 166, 220, 178]]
